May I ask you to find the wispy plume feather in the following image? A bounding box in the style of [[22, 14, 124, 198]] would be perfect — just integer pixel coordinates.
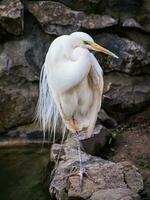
[[35, 64, 65, 143]]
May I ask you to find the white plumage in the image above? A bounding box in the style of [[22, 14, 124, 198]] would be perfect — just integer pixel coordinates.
[[36, 32, 118, 140]]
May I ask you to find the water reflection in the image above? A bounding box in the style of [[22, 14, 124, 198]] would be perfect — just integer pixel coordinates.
[[0, 146, 51, 200]]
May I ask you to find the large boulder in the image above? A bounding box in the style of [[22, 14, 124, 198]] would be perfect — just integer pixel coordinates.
[[0, 21, 53, 133], [50, 132, 143, 200], [0, 0, 24, 36], [103, 72, 150, 121], [80, 125, 111, 156], [94, 34, 150, 75], [27, 1, 118, 36], [0, 84, 38, 133], [54, 0, 150, 32], [0, 39, 37, 133]]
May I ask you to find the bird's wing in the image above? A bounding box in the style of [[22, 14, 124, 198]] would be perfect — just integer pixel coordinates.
[[86, 53, 104, 137], [47, 47, 92, 94], [58, 53, 104, 136]]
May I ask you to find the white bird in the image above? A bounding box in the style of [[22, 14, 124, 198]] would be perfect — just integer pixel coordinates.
[[36, 32, 118, 186]]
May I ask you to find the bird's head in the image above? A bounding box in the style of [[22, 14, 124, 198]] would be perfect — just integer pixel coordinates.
[[70, 32, 118, 59]]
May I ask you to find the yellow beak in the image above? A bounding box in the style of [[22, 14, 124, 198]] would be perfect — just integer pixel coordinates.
[[90, 42, 119, 59]]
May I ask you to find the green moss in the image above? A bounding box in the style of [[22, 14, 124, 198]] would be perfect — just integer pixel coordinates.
[[140, 162, 150, 171], [108, 131, 118, 145]]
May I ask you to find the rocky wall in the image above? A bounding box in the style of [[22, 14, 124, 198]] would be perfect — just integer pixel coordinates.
[[0, 1, 150, 199], [0, 0, 149, 135]]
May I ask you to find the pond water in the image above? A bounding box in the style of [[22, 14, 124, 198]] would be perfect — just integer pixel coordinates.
[[0, 0, 10, 5], [0, 146, 51, 200]]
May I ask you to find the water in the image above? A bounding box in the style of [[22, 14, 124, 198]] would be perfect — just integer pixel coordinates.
[[0, 0, 10, 5], [0, 146, 51, 200]]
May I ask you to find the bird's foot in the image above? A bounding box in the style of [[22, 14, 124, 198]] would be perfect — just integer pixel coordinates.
[[68, 166, 97, 190]]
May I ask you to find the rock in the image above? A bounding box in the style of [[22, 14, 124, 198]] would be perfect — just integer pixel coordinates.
[[0, 123, 44, 146], [103, 72, 150, 121], [0, 19, 53, 133], [108, 112, 150, 200], [53, 0, 150, 32], [100, 0, 142, 16], [0, 38, 39, 133], [50, 133, 143, 200], [0, 0, 24, 36], [122, 18, 144, 30], [27, 1, 118, 36], [0, 39, 38, 80], [124, 31, 150, 52], [94, 33, 150, 75], [127, 107, 150, 123], [51, 0, 101, 13], [51, 125, 110, 159], [0, 83, 38, 133], [99, 0, 150, 33], [67, 0, 149, 32], [0, 121, 65, 145], [98, 109, 117, 128], [136, 0, 150, 32], [80, 125, 111, 156], [90, 188, 140, 200], [81, 14, 118, 29]]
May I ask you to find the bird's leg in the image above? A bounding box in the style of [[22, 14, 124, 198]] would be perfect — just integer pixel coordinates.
[[74, 132, 98, 186], [73, 132, 97, 189], [75, 131, 84, 189], [68, 132, 98, 190]]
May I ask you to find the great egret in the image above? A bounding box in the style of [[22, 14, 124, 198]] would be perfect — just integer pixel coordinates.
[[36, 32, 118, 186]]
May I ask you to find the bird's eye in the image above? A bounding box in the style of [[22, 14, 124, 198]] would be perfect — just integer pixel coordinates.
[[84, 41, 89, 45]]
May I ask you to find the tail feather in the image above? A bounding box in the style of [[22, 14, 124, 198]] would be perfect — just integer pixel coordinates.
[[35, 64, 65, 142]]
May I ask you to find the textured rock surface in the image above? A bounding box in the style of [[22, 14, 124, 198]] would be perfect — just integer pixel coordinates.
[[103, 72, 150, 121], [50, 133, 143, 200], [0, 0, 149, 199], [0, 37, 38, 133], [94, 34, 150, 75], [0, 12, 53, 133], [0, 0, 149, 135], [0, 122, 65, 146], [90, 188, 141, 200], [80, 125, 111, 156], [0, 0, 23, 36], [55, 0, 150, 32], [28, 1, 118, 35], [107, 111, 150, 200], [98, 109, 117, 128], [0, 83, 38, 133]]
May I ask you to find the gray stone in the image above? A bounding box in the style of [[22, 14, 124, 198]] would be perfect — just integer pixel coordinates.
[[55, 0, 150, 32], [124, 31, 150, 51], [0, 24, 53, 133], [94, 34, 150, 75], [90, 188, 140, 200], [0, 39, 38, 80], [27, 1, 118, 36], [51, 0, 101, 13], [103, 72, 150, 121], [136, 0, 150, 32], [0, 121, 66, 145], [0, 0, 23, 35], [81, 125, 111, 156], [98, 109, 117, 128], [50, 133, 143, 200], [81, 14, 118, 29], [122, 18, 144, 30], [0, 83, 38, 133]]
